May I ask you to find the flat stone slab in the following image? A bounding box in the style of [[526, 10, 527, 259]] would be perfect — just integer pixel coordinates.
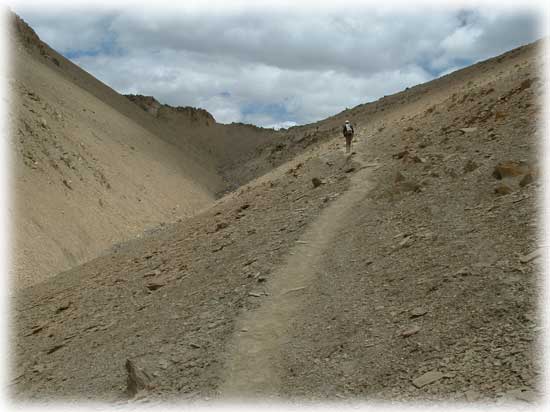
[[401, 325, 421, 337], [410, 307, 428, 318], [519, 249, 541, 264], [412, 370, 444, 388]]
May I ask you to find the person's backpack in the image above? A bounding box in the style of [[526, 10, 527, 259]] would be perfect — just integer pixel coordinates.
[[344, 123, 353, 135]]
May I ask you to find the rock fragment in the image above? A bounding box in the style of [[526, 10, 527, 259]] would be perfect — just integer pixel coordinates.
[[519, 249, 541, 264], [495, 184, 513, 195], [215, 222, 228, 232], [312, 177, 322, 188], [412, 370, 444, 388], [519, 171, 536, 187], [146, 282, 165, 291], [143, 269, 161, 278], [495, 111, 507, 121], [399, 236, 414, 248], [55, 302, 72, 314], [401, 325, 421, 337], [243, 258, 257, 266], [505, 388, 537, 403], [492, 161, 528, 179], [394, 172, 406, 182], [46, 344, 65, 354], [62, 179, 73, 190], [410, 307, 428, 318], [452, 267, 471, 277], [27, 323, 47, 336], [125, 359, 152, 398], [464, 390, 481, 402], [463, 159, 479, 173]]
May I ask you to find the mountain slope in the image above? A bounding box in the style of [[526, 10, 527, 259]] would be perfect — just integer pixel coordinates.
[[10, 35, 544, 405], [124, 93, 278, 179], [8, 14, 279, 288]]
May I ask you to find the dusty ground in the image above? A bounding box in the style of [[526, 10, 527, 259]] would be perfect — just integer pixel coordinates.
[[11, 140, 358, 402], [8, 12, 545, 407]]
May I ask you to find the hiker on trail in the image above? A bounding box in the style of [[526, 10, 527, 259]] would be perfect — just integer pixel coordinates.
[[342, 120, 354, 154]]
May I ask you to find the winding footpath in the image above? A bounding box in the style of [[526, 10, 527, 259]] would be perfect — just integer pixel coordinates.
[[218, 135, 377, 398]]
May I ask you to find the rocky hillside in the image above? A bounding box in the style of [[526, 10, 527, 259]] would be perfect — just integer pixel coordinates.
[[10, 27, 544, 407], [7, 13, 281, 288], [222, 40, 545, 191], [125, 94, 216, 125], [123, 93, 277, 189], [16, 10, 540, 289]]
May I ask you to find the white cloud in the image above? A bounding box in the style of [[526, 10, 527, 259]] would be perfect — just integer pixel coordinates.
[[74, 49, 433, 126], [442, 26, 484, 55], [265, 121, 297, 130], [13, 9, 119, 53], [432, 9, 542, 71], [198, 95, 243, 124], [11, 4, 542, 127]]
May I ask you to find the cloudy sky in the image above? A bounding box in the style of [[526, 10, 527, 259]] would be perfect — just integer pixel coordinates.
[[11, 1, 543, 128]]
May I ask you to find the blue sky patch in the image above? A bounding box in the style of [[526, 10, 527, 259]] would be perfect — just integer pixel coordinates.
[[62, 30, 123, 60], [241, 101, 296, 123]]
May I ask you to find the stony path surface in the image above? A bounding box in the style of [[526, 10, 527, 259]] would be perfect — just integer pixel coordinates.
[[218, 136, 377, 398]]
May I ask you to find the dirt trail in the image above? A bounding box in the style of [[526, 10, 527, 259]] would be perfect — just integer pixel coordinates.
[[218, 132, 377, 398]]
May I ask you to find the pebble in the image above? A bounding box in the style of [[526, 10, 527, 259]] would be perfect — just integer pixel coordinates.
[[312, 177, 322, 188], [146, 282, 165, 291], [410, 307, 428, 318], [399, 236, 414, 248], [401, 325, 421, 337], [453, 267, 471, 277], [158, 359, 169, 370]]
